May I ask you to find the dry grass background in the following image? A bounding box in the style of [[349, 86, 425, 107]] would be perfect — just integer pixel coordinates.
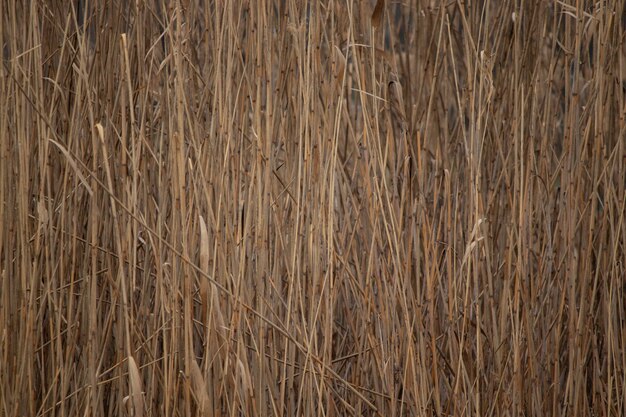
[[1, 0, 625, 416]]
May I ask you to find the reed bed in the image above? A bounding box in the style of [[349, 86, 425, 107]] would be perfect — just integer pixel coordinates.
[[1, 1, 625, 416]]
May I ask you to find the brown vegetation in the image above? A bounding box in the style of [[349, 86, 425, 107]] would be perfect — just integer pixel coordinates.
[[1, 1, 625, 416]]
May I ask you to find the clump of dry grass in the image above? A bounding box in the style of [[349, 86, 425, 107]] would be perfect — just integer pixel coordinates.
[[1, 1, 625, 416]]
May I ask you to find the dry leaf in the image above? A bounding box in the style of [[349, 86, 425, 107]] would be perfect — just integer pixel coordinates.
[[371, 0, 385, 29], [199, 215, 210, 321], [127, 356, 144, 417], [332, 45, 347, 88], [387, 77, 408, 136], [190, 358, 209, 413]]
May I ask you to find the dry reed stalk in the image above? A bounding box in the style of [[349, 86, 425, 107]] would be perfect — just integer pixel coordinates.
[[2, 1, 625, 417]]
